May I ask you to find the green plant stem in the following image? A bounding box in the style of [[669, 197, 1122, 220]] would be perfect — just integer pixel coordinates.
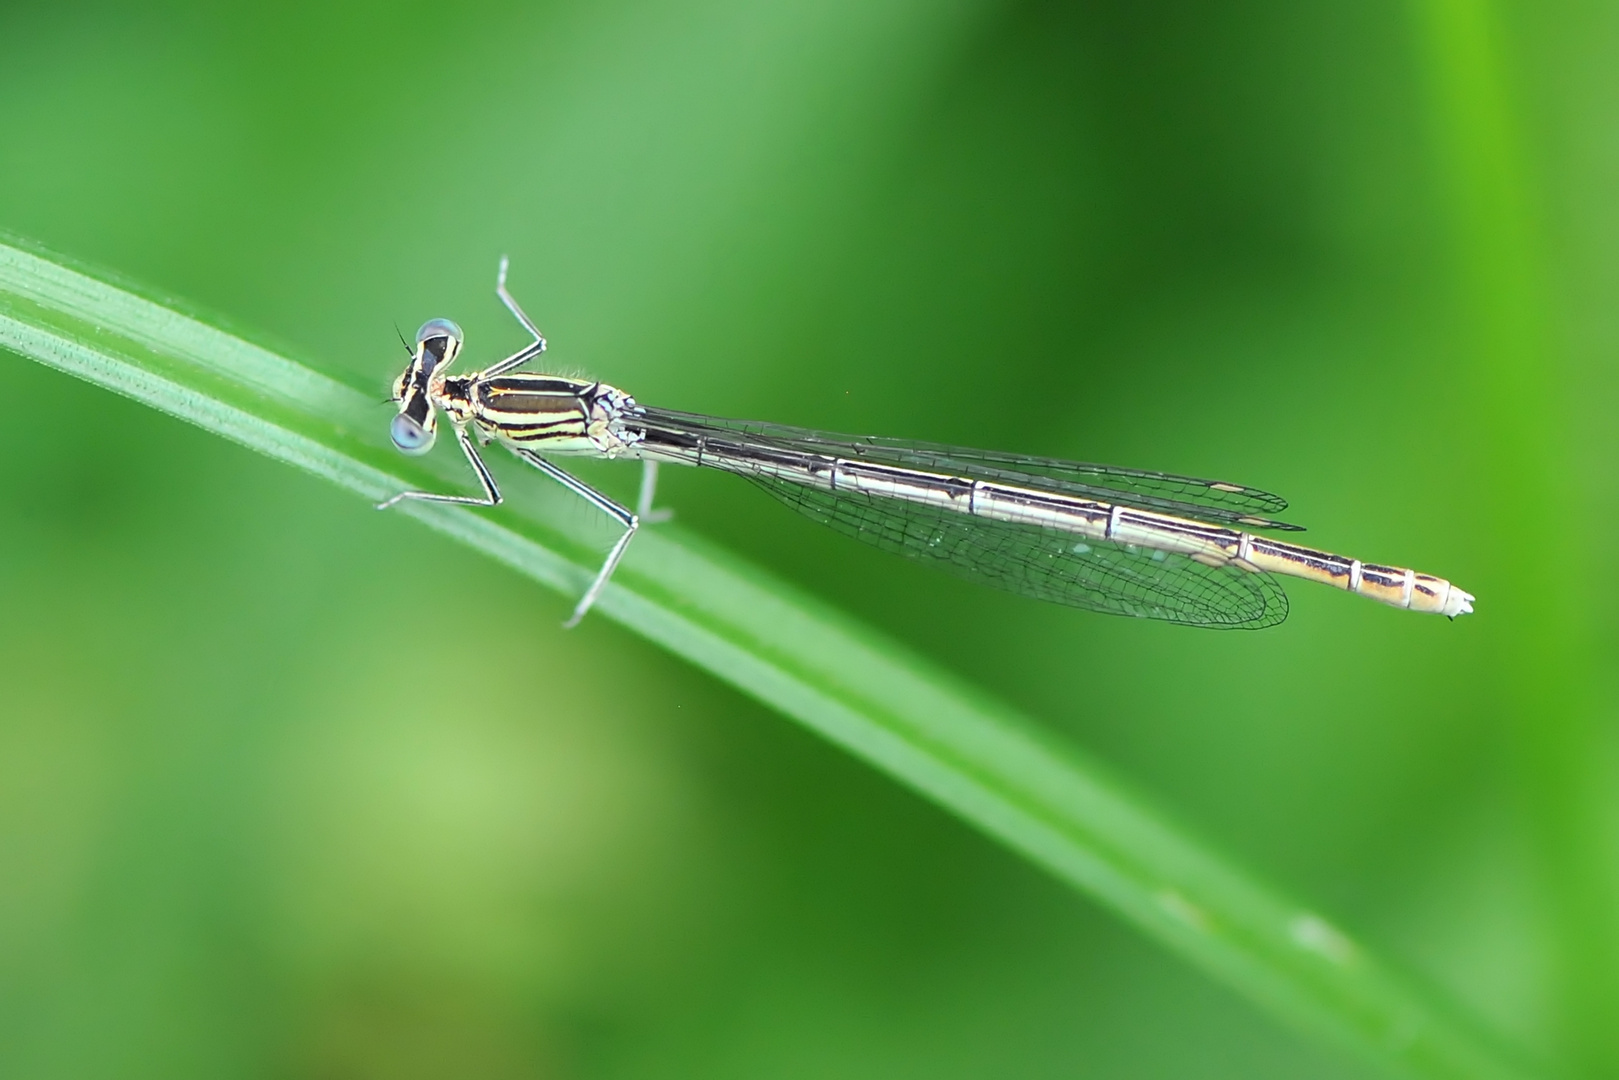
[[0, 240, 1534, 1080]]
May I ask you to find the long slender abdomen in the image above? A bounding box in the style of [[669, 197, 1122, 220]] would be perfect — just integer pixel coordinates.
[[869, 469, 1478, 619], [641, 433, 1476, 618], [1240, 535, 1473, 617], [1103, 504, 1473, 617]]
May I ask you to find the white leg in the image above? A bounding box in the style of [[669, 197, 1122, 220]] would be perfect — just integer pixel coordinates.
[[376, 427, 502, 509], [636, 460, 674, 524], [483, 256, 548, 378], [512, 449, 638, 628]]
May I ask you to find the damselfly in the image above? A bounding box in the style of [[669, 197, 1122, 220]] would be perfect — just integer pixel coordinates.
[[379, 259, 1475, 629]]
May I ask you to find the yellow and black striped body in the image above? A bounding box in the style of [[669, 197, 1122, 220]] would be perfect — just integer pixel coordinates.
[[438, 373, 642, 459]]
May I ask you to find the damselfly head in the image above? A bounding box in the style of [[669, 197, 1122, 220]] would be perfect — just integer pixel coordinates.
[[387, 319, 464, 456], [388, 318, 466, 459]]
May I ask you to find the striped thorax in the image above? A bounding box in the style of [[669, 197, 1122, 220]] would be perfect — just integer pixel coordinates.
[[448, 374, 641, 458]]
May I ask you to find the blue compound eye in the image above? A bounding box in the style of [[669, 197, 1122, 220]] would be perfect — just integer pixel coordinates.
[[390, 412, 436, 455], [415, 318, 464, 373], [415, 318, 462, 346]]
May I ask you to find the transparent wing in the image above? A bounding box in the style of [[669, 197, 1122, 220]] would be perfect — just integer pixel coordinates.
[[638, 408, 1299, 531], [746, 473, 1289, 629]]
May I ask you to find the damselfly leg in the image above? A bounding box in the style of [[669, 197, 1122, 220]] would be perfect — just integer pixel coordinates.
[[636, 460, 673, 524], [483, 255, 548, 379], [376, 425, 502, 510], [512, 449, 639, 627], [378, 428, 649, 626]]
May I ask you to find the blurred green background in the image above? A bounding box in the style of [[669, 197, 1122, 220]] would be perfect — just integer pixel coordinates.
[[1, 0, 1614, 1076]]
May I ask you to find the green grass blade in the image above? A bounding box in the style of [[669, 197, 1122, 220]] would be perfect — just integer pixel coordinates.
[[0, 240, 1534, 1080]]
